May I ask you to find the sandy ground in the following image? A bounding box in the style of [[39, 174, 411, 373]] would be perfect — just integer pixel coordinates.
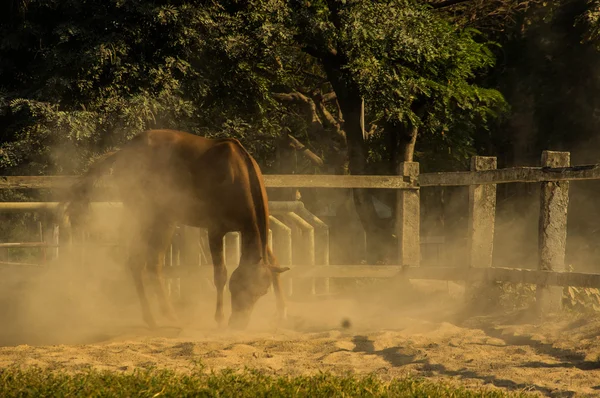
[[1, 267, 600, 398]]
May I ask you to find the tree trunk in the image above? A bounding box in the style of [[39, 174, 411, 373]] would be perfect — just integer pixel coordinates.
[[317, 49, 422, 263], [321, 57, 388, 263], [388, 121, 418, 174], [385, 120, 419, 262], [271, 133, 298, 201], [400, 124, 418, 162]]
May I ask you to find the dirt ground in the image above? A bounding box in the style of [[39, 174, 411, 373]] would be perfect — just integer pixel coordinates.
[[1, 266, 600, 398]]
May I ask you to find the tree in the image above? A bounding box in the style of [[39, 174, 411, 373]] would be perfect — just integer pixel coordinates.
[[0, 0, 508, 263], [285, 0, 506, 260], [0, 0, 293, 174]]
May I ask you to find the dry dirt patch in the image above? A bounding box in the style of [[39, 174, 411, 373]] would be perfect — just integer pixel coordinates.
[[1, 275, 600, 397]]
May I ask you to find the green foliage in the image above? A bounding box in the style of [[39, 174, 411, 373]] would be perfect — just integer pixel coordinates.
[[0, 0, 291, 174], [287, 0, 508, 170], [491, 269, 600, 314], [579, 0, 600, 46], [0, 365, 534, 397], [495, 282, 536, 312], [563, 263, 600, 313], [2, 0, 596, 179], [461, 0, 600, 167], [1, 1, 201, 172], [563, 286, 600, 312], [0, 0, 511, 177], [344, 2, 506, 128]]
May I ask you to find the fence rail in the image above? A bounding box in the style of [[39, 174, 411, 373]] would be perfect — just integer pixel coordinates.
[[0, 175, 416, 190], [3, 164, 600, 190], [420, 164, 600, 186], [164, 265, 600, 289]]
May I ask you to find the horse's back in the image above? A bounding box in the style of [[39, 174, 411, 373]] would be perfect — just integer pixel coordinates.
[[113, 129, 253, 225]]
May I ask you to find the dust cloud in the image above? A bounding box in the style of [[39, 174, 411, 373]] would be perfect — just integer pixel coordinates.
[[0, 206, 141, 346], [0, 185, 470, 346], [0, 214, 465, 347]]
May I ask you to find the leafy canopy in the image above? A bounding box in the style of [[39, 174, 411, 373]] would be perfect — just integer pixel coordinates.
[[0, 0, 290, 174], [0, 0, 508, 175], [287, 0, 507, 170]]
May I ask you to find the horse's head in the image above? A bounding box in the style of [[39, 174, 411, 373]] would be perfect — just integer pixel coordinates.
[[228, 260, 289, 330]]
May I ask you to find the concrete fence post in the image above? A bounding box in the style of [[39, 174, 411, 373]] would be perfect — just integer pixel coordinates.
[[178, 226, 201, 310], [224, 232, 241, 267], [198, 229, 210, 266], [465, 156, 498, 305], [537, 150, 570, 314], [296, 206, 330, 295], [282, 212, 315, 298], [396, 162, 420, 267], [269, 215, 293, 297], [52, 223, 60, 261]]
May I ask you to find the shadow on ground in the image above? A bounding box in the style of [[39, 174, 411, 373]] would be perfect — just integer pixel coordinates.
[[351, 333, 576, 397]]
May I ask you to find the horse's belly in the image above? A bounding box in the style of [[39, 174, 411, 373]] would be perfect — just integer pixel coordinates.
[[172, 201, 212, 229]]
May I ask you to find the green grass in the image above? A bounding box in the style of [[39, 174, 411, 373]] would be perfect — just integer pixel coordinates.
[[0, 366, 536, 398]]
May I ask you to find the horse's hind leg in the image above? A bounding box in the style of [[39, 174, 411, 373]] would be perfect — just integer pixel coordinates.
[[126, 231, 157, 329], [145, 222, 179, 324]]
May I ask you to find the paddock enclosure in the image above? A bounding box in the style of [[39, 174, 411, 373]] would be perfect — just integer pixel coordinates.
[[5, 150, 600, 396], [1, 150, 600, 314]]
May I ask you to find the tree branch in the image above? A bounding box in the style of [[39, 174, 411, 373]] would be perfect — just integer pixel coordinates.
[[301, 44, 337, 60], [429, 0, 473, 9], [271, 92, 309, 103], [323, 92, 337, 102], [310, 90, 346, 144], [272, 91, 325, 136], [367, 123, 379, 138], [324, 0, 343, 30], [302, 70, 329, 85], [286, 134, 324, 167], [334, 98, 344, 123]]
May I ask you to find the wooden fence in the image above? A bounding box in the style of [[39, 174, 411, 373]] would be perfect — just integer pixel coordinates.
[[3, 150, 600, 312]]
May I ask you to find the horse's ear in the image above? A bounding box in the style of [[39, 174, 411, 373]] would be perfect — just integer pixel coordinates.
[[270, 266, 290, 274]]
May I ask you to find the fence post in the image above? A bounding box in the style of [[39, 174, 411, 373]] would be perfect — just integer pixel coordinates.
[[270, 215, 293, 298], [52, 223, 60, 260], [178, 226, 201, 311], [165, 228, 177, 300], [396, 162, 420, 267], [296, 205, 330, 294], [283, 212, 315, 298], [224, 232, 241, 267], [465, 156, 498, 305], [537, 150, 570, 314]]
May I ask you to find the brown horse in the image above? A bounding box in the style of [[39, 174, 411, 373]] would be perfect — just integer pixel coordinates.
[[59, 129, 289, 330]]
